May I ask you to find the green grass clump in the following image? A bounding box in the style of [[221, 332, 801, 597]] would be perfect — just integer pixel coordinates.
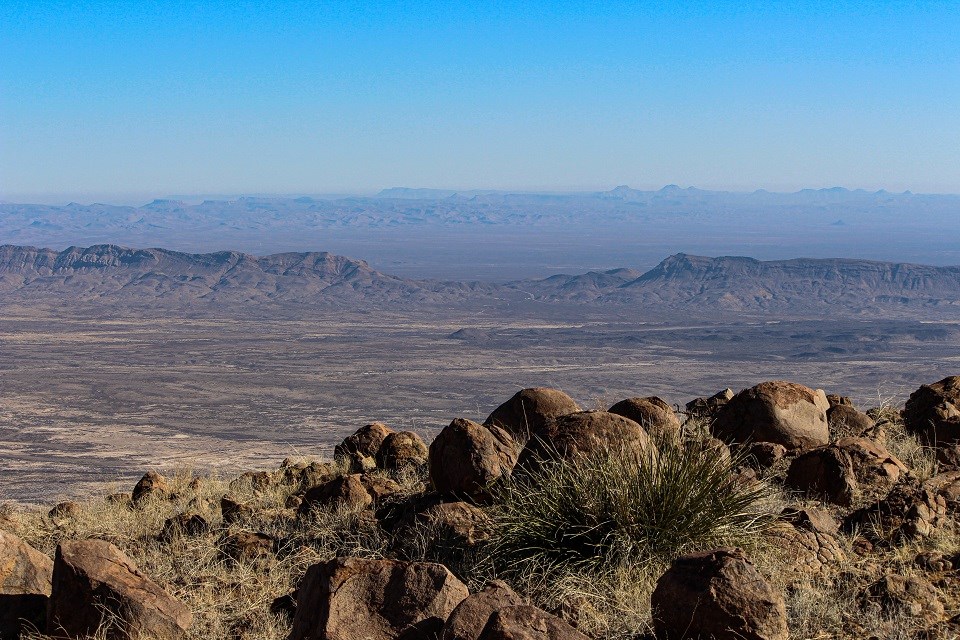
[[487, 436, 775, 574]]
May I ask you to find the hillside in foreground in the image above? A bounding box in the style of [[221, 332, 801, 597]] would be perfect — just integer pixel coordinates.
[[4, 376, 960, 639]]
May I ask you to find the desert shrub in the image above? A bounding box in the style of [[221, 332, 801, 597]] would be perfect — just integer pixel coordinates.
[[487, 435, 775, 574]]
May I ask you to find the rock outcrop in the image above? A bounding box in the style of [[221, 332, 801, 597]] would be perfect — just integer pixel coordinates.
[[288, 557, 468, 640], [608, 396, 681, 439], [712, 381, 830, 450], [430, 418, 518, 502], [47, 539, 192, 639], [904, 376, 960, 446], [0, 530, 53, 639], [517, 410, 652, 467], [651, 547, 788, 640], [485, 388, 580, 444]]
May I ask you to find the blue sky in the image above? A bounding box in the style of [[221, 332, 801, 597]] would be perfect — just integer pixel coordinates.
[[1, 1, 959, 202]]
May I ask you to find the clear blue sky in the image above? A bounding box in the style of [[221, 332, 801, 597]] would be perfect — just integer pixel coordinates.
[[2, 1, 959, 202]]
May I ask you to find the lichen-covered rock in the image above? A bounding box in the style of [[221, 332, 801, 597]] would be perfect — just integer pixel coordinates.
[[712, 381, 830, 450], [288, 557, 468, 640], [430, 418, 518, 502], [651, 547, 788, 640], [485, 388, 581, 444]]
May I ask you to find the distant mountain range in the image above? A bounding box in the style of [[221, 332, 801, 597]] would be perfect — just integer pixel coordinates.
[[2, 244, 959, 317]]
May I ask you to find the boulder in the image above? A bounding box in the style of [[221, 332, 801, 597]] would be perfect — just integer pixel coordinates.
[[826, 394, 853, 408], [441, 581, 525, 640], [47, 539, 192, 639], [220, 494, 253, 524], [288, 557, 468, 640], [477, 605, 589, 640], [131, 471, 169, 506], [335, 422, 395, 461], [864, 574, 944, 626], [159, 512, 210, 542], [780, 506, 839, 535], [360, 474, 402, 501], [0, 530, 53, 639], [376, 431, 429, 470], [229, 470, 272, 492], [766, 522, 845, 577], [712, 381, 830, 450], [219, 531, 276, 565], [827, 404, 874, 435], [844, 478, 948, 541], [298, 474, 372, 516], [651, 547, 788, 640], [608, 396, 681, 439], [412, 501, 492, 550], [48, 501, 81, 519], [518, 411, 652, 468], [485, 388, 581, 444], [686, 388, 735, 420], [785, 437, 906, 506], [430, 418, 518, 502], [744, 442, 787, 470], [904, 376, 960, 446]]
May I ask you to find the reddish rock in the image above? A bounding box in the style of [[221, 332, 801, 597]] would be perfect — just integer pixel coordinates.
[[298, 474, 372, 516], [159, 512, 210, 541], [903, 376, 960, 446], [220, 494, 253, 524], [485, 388, 581, 444], [608, 396, 681, 439], [685, 388, 735, 420], [377, 431, 429, 470], [712, 381, 830, 450], [828, 404, 875, 434], [219, 531, 276, 565], [651, 547, 788, 640], [288, 557, 468, 640], [785, 437, 905, 506], [131, 471, 169, 506], [864, 574, 944, 626], [0, 529, 53, 639], [441, 581, 526, 640], [518, 410, 652, 468], [744, 442, 787, 470], [47, 539, 192, 639], [430, 418, 518, 502], [477, 605, 589, 640], [335, 422, 395, 461]]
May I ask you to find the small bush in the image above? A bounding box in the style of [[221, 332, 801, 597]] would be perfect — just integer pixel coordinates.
[[487, 436, 775, 573]]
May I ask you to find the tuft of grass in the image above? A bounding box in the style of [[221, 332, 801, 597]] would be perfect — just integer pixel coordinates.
[[486, 435, 776, 574]]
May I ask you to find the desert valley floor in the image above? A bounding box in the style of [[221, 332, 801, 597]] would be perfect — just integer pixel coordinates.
[[2, 305, 960, 502]]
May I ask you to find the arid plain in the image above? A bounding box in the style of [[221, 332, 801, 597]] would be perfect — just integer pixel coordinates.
[[3, 303, 959, 502]]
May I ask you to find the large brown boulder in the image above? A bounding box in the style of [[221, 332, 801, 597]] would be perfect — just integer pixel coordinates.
[[904, 376, 960, 446], [477, 605, 589, 640], [131, 471, 169, 506], [518, 411, 651, 468], [785, 437, 906, 506], [335, 422, 394, 460], [288, 557, 468, 640], [827, 404, 874, 435], [377, 431, 429, 470], [430, 418, 518, 502], [441, 581, 526, 640], [608, 396, 681, 439], [298, 474, 372, 516], [47, 539, 192, 639], [0, 530, 53, 639], [651, 547, 788, 640], [712, 381, 829, 450], [485, 388, 581, 444]]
